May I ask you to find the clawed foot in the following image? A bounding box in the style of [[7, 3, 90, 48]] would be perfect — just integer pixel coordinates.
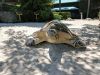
[[73, 40, 86, 48]]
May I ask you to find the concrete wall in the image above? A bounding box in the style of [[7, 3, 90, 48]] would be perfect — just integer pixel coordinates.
[[0, 11, 17, 22]]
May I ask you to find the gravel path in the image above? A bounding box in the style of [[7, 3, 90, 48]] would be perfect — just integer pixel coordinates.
[[0, 20, 100, 75]]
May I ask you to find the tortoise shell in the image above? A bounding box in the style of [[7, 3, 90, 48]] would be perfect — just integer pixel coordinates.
[[26, 20, 85, 48]]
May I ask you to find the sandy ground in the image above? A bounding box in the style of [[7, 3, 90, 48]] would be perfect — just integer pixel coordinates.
[[0, 19, 100, 75]]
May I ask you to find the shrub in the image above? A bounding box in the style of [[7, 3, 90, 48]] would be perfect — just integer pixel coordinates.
[[21, 10, 34, 22], [53, 12, 71, 20], [37, 8, 53, 21], [59, 12, 71, 19], [53, 12, 62, 20]]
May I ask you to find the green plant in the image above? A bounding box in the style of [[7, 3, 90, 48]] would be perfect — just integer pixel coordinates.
[[59, 12, 71, 19], [53, 12, 71, 20], [38, 10, 52, 21], [54, 14, 62, 20], [20, 0, 53, 21], [0, 0, 54, 22]]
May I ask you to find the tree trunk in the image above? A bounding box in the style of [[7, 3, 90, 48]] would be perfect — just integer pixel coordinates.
[[86, 0, 90, 18]]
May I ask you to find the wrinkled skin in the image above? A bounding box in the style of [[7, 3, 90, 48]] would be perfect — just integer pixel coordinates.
[[26, 20, 85, 48]]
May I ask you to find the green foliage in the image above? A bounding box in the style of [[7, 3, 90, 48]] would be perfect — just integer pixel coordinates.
[[59, 12, 71, 19], [0, 2, 21, 11], [21, 10, 34, 22], [37, 8, 53, 21], [53, 12, 62, 20], [0, 0, 53, 22], [53, 12, 71, 20], [20, 0, 52, 11], [19, 0, 53, 21]]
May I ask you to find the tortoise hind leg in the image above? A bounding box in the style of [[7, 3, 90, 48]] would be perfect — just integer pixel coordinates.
[[73, 40, 86, 48], [64, 35, 86, 48]]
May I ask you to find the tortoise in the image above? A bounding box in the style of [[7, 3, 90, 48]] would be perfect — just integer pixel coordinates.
[[26, 20, 85, 48]]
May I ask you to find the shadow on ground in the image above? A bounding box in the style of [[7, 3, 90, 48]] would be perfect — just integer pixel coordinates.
[[0, 24, 100, 75]]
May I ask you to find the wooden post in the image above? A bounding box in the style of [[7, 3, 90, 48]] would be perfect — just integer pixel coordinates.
[[16, 12, 22, 22], [87, 0, 91, 18], [34, 12, 39, 21], [98, 10, 100, 21], [80, 12, 83, 19]]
